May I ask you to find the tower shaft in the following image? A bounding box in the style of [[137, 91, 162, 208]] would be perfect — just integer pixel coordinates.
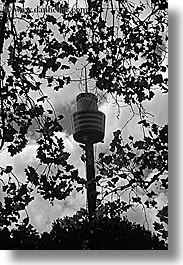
[[86, 143, 96, 216]]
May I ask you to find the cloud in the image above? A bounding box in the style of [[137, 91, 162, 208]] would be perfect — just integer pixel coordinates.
[[28, 189, 86, 233], [27, 195, 61, 233]]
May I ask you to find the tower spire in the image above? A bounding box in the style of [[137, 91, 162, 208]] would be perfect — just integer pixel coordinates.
[[85, 66, 88, 93]]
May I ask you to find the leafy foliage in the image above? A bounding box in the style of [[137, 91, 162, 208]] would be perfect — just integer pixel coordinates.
[[96, 122, 168, 241], [0, 206, 167, 250], [97, 122, 168, 196], [0, 0, 168, 249]]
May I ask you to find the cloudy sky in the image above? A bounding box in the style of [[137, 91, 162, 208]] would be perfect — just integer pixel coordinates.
[[0, 86, 168, 233], [0, 0, 168, 233]]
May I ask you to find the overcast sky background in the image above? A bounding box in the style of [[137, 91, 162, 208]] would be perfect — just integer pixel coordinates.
[[3, 0, 183, 265], [0, 0, 168, 233], [0, 84, 168, 233]]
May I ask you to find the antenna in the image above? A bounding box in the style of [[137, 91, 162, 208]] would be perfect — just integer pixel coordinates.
[[85, 66, 88, 93]]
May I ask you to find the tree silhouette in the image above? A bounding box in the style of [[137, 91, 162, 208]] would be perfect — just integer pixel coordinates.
[[0, 206, 167, 249], [0, 0, 168, 249]]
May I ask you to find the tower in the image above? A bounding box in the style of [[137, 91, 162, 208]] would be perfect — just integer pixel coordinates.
[[72, 92, 105, 216]]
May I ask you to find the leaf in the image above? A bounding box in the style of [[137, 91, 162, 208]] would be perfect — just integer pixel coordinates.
[[46, 15, 57, 24], [25, 166, 39, 186], [103, 155, 112, 165], [161, 230, 168, 240], [147, 190, 157, 198], [52, 62, 61, 72], [47, 77, 53, 84], [61, 64, 70, 70], [152, 74, 163, 85], [132, 197, 141, 203], [137, 119, 150, 127], [123, 204, 133, 212], [71, 169, 78, 180], [5, 166, 13, 174], [111, 177, 119, 184], [2, 185, 8, 192], [150, 199, 157, 207], [133, 140, 144, 149], [153, 221, 164, 231], [23, 217, 29, 227], [152, 124, 158, 135], [161, 66, 167, 72], [127, 152, 136, 159], [16, 203, 25, 211], [63, 76, 71, 84], [99, 152, 105, 159], [157, 205, 168, 225], [148, 91, 155, 100], [69, 56, 78, 64], [37, 96, 48, 102], [58, 114, 64, 120], [161, 178, 168, 189], [76, 187, 83, 192], [55, 79, 65, 90]]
